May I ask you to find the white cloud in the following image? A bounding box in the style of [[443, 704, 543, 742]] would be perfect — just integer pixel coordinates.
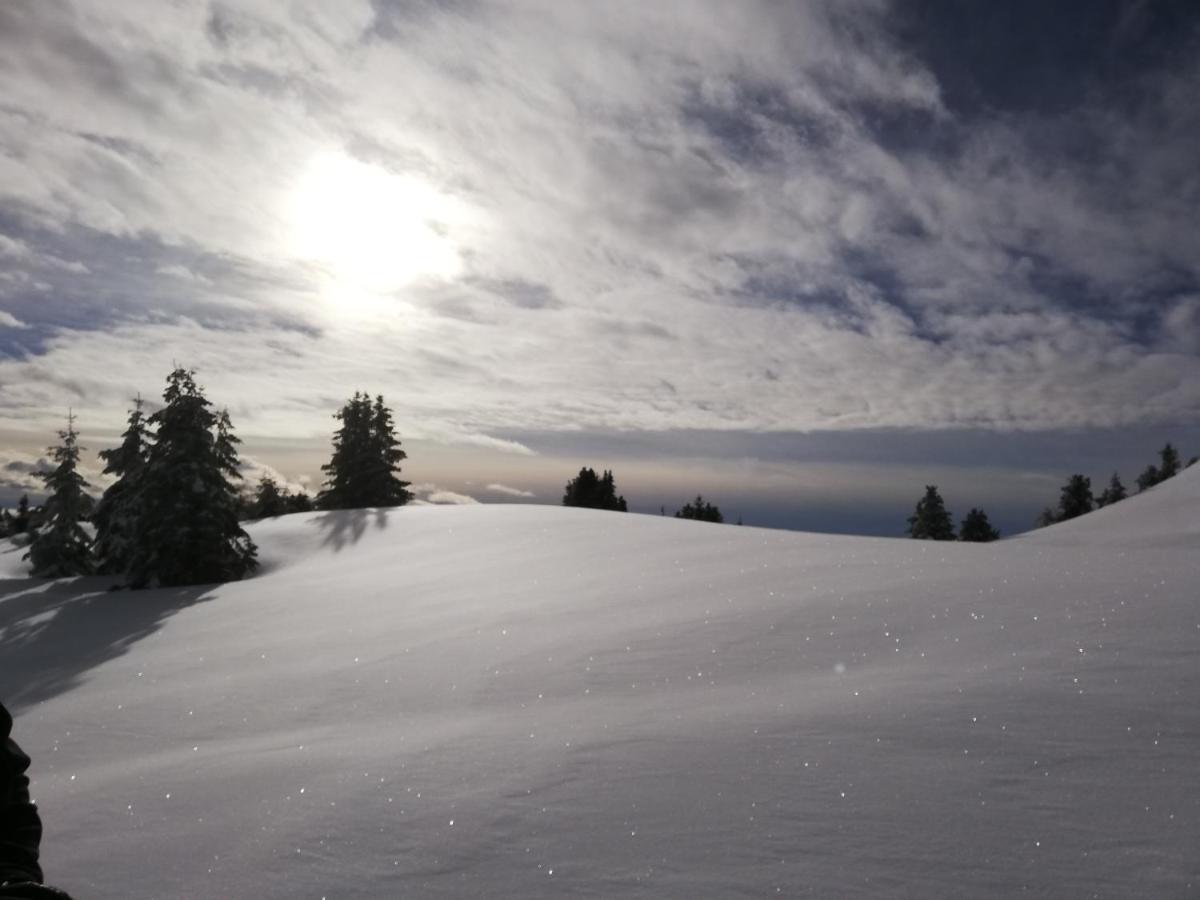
[[485, 483, 536, 498], [409, 483, 479, 506], [0, 311, 28, 329], [0, 0, 1196, 453]]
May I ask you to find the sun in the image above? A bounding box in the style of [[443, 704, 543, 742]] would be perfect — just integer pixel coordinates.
[[287, 151, 464, 299]]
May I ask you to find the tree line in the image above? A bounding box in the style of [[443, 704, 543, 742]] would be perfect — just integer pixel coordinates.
[[906, 441, 1193, 542], [1, 370, 414, 588]]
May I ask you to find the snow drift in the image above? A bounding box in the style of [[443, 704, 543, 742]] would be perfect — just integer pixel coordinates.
[[2, 468, 1198, 898]]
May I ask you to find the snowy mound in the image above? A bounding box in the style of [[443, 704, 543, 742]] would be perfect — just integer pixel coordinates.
[[2, 474, 1198, 898]]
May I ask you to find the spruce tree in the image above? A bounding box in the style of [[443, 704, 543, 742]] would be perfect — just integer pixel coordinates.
[[675, 495, 723, 523], [127, 368, 257, 587], [562, 467, 627, 511], [317, 392, 412, 510], [959, 508, 1000, 542], [906, 485, 955, 540], [13, 495, 31, 535], [1158, 443, 1181, 480], [250, 475, 287, 518], [25, 414, 95, 577], [93, 396, 151, 574], [1136, 464, 1160, 492], [1095, 472, 1127, 508], [1056, 474, 1093, 521]]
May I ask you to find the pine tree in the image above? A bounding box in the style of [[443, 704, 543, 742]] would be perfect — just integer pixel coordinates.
[[1095, 472, 1127, 508], [250, 475, 287, 518], [317, 393, 412, 510], [12, 495, 31, 535], [1056, 474, 1093, 521], [562, 467, 627, 511], [1136, 464, 1160, 492], [959, 508, 1000, 542], [906, 485, 955, 540], [1034, 507, 1058, 528], [127, 368, 257, 587], [675, 495, 723, 523], [93, 396, 151, 574], [1158, 443, 1181, 480], [25, 413, 95, 577]]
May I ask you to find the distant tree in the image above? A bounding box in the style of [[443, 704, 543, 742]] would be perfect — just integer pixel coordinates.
[[0, 508, 10, 539], [562, 467, 627, 511], [1189, 456, 1198, 469], [1136, 464, 1160, 493], [675, 495, 723, 523], [1056, 474, 1093, 521], [959, 508, 1000, 542], [1095, 472, 1127, 508], [93, 396, 151, 574], [25, 414, 94, 577], [250, 475, 288, 518], [12, 495, 31, 535], [906, 485, 955, 540], [127, 368, 257, 587], [1158, 443, 1181, 480], [285, 491, 314, 513], [318, 393, 412, 510], [1034, 507, 1058, 529]]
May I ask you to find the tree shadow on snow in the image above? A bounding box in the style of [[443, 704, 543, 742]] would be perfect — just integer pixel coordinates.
[[0, 575, 215, 715], [311, 507, 389, 552]]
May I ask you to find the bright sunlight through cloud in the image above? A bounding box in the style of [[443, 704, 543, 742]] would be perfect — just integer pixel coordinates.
[[287, 151, 464, 302]]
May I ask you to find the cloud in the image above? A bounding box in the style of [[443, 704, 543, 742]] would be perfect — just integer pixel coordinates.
[[0, 0, 1196, 452], [0, 312, 28, 329], [409, 483, 479, 506], [485, 483, 536, 499]]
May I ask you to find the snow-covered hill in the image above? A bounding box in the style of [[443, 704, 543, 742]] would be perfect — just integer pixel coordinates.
[[2, 469, 1198, 898]]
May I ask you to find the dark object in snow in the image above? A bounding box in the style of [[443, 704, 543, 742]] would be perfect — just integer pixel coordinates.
[[1056, 473, 1094, 521], [0, 703, 44, 887]]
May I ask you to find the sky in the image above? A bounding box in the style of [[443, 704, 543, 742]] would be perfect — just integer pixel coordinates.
[[1, 0, 1198, 536]]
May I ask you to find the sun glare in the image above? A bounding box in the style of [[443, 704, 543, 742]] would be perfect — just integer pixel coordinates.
[[288, 151, 464, 301]]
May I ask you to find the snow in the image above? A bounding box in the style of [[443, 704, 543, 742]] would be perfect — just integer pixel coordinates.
[[2, 469, 1199, 898]]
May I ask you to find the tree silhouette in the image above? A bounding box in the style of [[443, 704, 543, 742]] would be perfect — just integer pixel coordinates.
[[127, 368, 257, 587], [1095, 472, 1127, 508], [959, 508, 1000, 542], [675, 495, 723, 523], [1056, 474, 1093, 521], [93, 396, 151, 574], [562, 467, 627, 511], [907, 486, 955, 540], [318, 393, 412, 510], [25, 413, 94, 577]]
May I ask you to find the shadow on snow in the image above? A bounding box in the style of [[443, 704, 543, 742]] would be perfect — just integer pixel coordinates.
[[310, 507, 389, 552], [0, 573, 215, 714]]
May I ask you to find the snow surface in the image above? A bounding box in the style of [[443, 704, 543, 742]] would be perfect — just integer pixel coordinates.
[[2, 469, 1198, 898]]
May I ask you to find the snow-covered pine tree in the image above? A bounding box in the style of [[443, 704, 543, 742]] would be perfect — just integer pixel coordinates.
[[317, 392, 411, 510], [93, 396, 151, 574], [906, 485, 955, 540], [126, 368, 257, 588], [25, 413, 95, 577]]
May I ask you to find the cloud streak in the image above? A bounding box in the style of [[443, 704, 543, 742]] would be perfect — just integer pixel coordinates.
[[0, 0, 1196, 454]]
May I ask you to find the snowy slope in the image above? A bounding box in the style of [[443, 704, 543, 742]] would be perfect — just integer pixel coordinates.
[[2, 469, 1198, 899]]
